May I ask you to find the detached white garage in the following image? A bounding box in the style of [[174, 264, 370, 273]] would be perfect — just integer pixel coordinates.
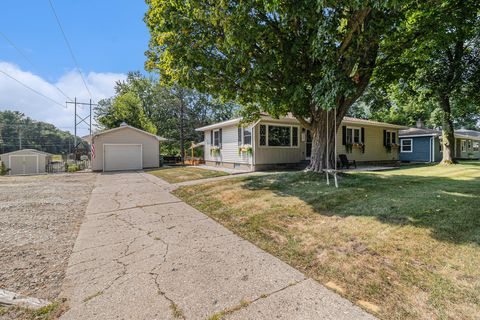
[[0, 149, 52, 175], [91, 123, 167, 172]]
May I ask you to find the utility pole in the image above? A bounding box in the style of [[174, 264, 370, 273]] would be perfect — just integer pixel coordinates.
[[66, 97, 97, 159], [17, 126, 22, 150]]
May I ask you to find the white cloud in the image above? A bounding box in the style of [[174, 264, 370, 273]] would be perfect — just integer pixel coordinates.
[[0, 61, 126, 136]]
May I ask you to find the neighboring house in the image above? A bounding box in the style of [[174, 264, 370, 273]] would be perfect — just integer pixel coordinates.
[[88, 123, 167, 172], [196, 114, 405, 171], [0, 149, 52, 175], [399, 126, 480, 162]]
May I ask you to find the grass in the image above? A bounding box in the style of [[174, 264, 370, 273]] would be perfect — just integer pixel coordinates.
[[147, 166, 229, 184], [174, 161, 480, 320], [0, 301, 66, 320], [170, 302, 185, 319]]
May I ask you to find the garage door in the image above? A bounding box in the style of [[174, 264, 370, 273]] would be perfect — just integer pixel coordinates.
[[104, 144, 142, 171], [9, 155, 38, 175]]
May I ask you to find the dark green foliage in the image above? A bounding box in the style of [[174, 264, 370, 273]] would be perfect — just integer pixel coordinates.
[[0, 110, 76, 154], [144, 0, 422, 170]]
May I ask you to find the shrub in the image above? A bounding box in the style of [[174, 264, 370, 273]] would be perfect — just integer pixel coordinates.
[[66, 164, 79, 173], [0, 161, 10, 175]]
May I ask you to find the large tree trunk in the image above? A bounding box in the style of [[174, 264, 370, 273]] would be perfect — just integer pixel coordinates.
[[439, 95, 456, 164], [306, 108, 346, 172]]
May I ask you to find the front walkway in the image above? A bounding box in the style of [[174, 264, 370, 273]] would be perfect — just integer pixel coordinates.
[[61, 171, 375, 320]]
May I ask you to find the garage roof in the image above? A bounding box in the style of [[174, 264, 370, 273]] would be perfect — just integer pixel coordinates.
[[0, 149, 53, 156], [91, 124, 168, 142]]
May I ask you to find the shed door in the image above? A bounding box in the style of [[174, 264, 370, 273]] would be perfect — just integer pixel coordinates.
[[9, 155, 38, 175], [104, 144, 142, 172]]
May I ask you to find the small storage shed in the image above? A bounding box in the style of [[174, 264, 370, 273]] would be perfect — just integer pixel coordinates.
[[0, 149, 52, 175], [90, 123, 167, 172]]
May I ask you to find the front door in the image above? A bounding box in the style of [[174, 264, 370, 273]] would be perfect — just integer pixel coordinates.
[[306, 130, 312, 160]]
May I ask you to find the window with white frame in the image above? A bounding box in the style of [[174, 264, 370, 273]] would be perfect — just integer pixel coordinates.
[[400, 139, 412, 152], [238, 127, 252, 146], [259, 124, 299, 147], [461, 140, 466, 152], [346, 127, 361, 144], [474, 141, 479, 152], [467, 140, 472, 150], [213, 130, 220, 147]]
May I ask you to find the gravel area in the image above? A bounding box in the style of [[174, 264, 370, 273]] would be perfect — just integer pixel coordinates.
[[0, 173, 96, 305]]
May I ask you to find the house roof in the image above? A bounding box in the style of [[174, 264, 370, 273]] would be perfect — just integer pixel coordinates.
[[399, 128, 442, 137], [89, 124, 168, 142], [456, 129, 480, 138], [400, 127, 480, 140], [196, 115, 405, 131], [0, 149, 53, 157]]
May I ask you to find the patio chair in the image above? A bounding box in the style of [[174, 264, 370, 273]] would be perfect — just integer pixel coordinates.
[[338, 154, 357, 169]]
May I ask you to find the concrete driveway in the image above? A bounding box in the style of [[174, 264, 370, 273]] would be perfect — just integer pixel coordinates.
[[61, 171, 375, 320]]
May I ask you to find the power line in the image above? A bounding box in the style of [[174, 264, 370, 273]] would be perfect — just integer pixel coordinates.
[[0, 30, 73, 101], [47, 0, 93, 99], [0, 69, 66, 108]]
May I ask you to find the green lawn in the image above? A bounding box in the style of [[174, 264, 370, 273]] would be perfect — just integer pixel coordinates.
[[174, 162, 480, 320], [147, 166, 229, 184]]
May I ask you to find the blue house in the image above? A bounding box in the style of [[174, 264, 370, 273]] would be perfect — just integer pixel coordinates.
[[399, 126, 480, 162]]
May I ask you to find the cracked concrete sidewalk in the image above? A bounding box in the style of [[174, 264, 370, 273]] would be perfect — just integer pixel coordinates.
[[60, 171, 375, 320]]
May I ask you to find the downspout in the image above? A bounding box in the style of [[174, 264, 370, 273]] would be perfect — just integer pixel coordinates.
[[432, 136, 435, 163], [250, 119, 261, 172], [429, 137, 433, 163]]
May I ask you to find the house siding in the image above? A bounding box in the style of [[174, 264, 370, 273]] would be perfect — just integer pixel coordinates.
[[204, 124, 252, 165], [254, 120, 304, 165], [399, 136, 433, 162], [336, 124, 400, 162], [200, 118, 401, 170], [456, 138, 480, 159], [91, 127, 159, 171]]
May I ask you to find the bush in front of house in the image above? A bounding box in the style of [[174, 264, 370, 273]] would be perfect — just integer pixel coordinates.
[[0, 161, 10, 175]]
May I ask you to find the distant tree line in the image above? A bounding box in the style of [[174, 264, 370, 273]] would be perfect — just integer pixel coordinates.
[[0, 110, 77, 155], [94, 71, 238, 158]]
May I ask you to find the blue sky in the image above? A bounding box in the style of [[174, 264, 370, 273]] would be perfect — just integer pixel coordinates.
[[0, 1, 151, 134], [1, 0, 149, 80]]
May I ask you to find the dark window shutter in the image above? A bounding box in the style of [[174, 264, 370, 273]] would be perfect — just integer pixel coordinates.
[[342, 126, 347, 145], [361, 127, 365, 144], [238, 127, 242, 146], [210, 130, 213, 145], [383, 130, 387, 146], [219, 128, 222, 148]]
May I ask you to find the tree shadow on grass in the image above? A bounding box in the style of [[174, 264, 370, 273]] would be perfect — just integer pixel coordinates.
[[241, 168, 480, 245]]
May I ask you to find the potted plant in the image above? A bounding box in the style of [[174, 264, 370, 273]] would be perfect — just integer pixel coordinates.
[[353, 143, 366, 153], [238, 144, 253, 156], [210, 146, 221, 156]]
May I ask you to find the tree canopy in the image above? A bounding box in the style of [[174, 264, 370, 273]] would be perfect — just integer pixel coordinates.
[[0, 110, 76, 155], [366, 0, 480, 162], [144, 0, 420, 170]]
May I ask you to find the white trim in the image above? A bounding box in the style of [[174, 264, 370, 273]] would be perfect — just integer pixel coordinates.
[[400, 138, 413, 153], [93, 125, 167, 141], [431, 137, 434, 162], [399, 133, 439, 138], [196, 118, 243, 131], [258, 122, 300, 148], [345, 126, 362, 144], [102, 143, 143, 172]]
